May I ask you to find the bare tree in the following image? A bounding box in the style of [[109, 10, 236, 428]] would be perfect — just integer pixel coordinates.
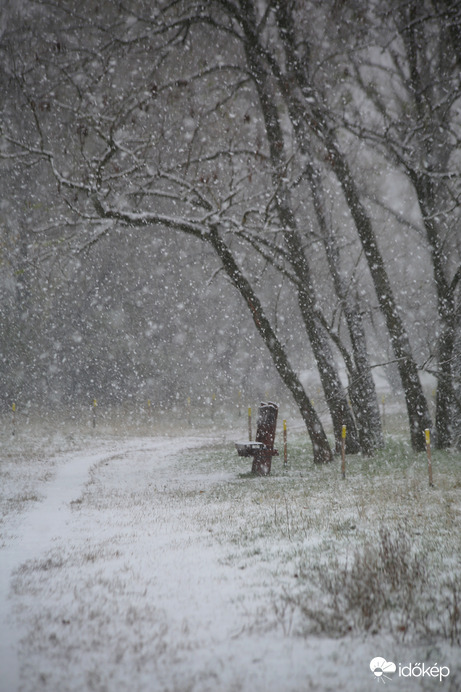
[[258, 0, 434, 451], [2, 0, 459, 454], [334, 0, 461, 447], [0, 0, 335, 461]]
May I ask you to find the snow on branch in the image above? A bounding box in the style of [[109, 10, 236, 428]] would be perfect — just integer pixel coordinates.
[[91, 197, 209, 240]]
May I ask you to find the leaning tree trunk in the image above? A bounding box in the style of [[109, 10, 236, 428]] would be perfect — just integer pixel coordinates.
[[293, 247, 361, 455], [325, 139, 432, 451], [244, 38, 361, 454], [398, 6, 459, 449], [413, 174, 460, 448], [305, 161, 384, 453], [92, 202, 334, 463], [208, 226, 333, 464], [249, 1, 382, 453], [268, 2, 432, 451]]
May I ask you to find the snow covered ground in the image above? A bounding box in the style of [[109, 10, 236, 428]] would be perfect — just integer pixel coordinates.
[[1, 421, 460, 691]]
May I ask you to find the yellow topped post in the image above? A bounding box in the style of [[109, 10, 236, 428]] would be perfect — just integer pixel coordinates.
[[425, 429, 433, 487], [283, 419, 288, 466], [341, 425, 347, 479]]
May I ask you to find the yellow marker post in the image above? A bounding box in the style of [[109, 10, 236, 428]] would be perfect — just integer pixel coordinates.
[[425, 429, 433, 487], [283, 419, 288, 466], [341, 425, 347, 479], [248, 406, 252, 441]]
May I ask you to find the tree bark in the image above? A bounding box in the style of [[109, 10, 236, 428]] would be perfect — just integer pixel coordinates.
[[324, 140, 432, 451], [208, 226, 333, 463], [396, 2, 460, 448], [305, 162, 384, 453], [92, 203, 334, 463], [415, 176, 459, 447], [268, 0, 432, 452], [242, 29, 361, 454]]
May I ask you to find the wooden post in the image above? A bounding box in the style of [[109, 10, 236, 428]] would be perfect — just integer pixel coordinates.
[[341, 424, 346, 479], [283, 419, 287, 466], [187, 396, 191, 426], [92, 399, 97, 428], [12, 402, 16, 436], [248, 406, 252, 441], [425, 429, 434, 487]]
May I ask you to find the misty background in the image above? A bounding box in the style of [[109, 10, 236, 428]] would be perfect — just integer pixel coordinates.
[[0, 0, 460, 454]]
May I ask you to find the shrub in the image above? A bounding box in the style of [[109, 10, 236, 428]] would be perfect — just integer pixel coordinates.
[[288, 525, 460, 643]]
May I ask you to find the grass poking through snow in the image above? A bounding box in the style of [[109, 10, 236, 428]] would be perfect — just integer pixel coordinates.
[[191, 433, 461, 645]]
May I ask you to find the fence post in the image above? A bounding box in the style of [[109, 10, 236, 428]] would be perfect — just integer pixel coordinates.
[[283, 419, 288, 466], [425, 429, 434, 487], [341, 424, 346, 479]]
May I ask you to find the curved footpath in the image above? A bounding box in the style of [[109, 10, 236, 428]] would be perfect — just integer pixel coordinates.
[[0, 436, 228, 692], [2, 433, 456, 692]]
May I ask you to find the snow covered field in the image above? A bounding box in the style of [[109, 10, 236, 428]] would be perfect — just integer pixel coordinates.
[[1, 418, 460, 692]]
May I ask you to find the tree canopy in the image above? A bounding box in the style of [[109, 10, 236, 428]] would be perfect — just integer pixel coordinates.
[[1, 0, 460, 456]]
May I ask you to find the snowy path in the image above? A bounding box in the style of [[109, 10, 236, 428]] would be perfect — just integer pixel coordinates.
[[2, 433, 453, 691], [1, 435, 235, 692], [0, 433, 344, 692], [1, 434, 294, 691], [0, 439, 159, 690]]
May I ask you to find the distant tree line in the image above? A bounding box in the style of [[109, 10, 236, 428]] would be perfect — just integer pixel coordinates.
[[1, 0, 460, 458]]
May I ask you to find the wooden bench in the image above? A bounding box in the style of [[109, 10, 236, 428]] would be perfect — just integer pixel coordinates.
[[235, 402, 279, 476]]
